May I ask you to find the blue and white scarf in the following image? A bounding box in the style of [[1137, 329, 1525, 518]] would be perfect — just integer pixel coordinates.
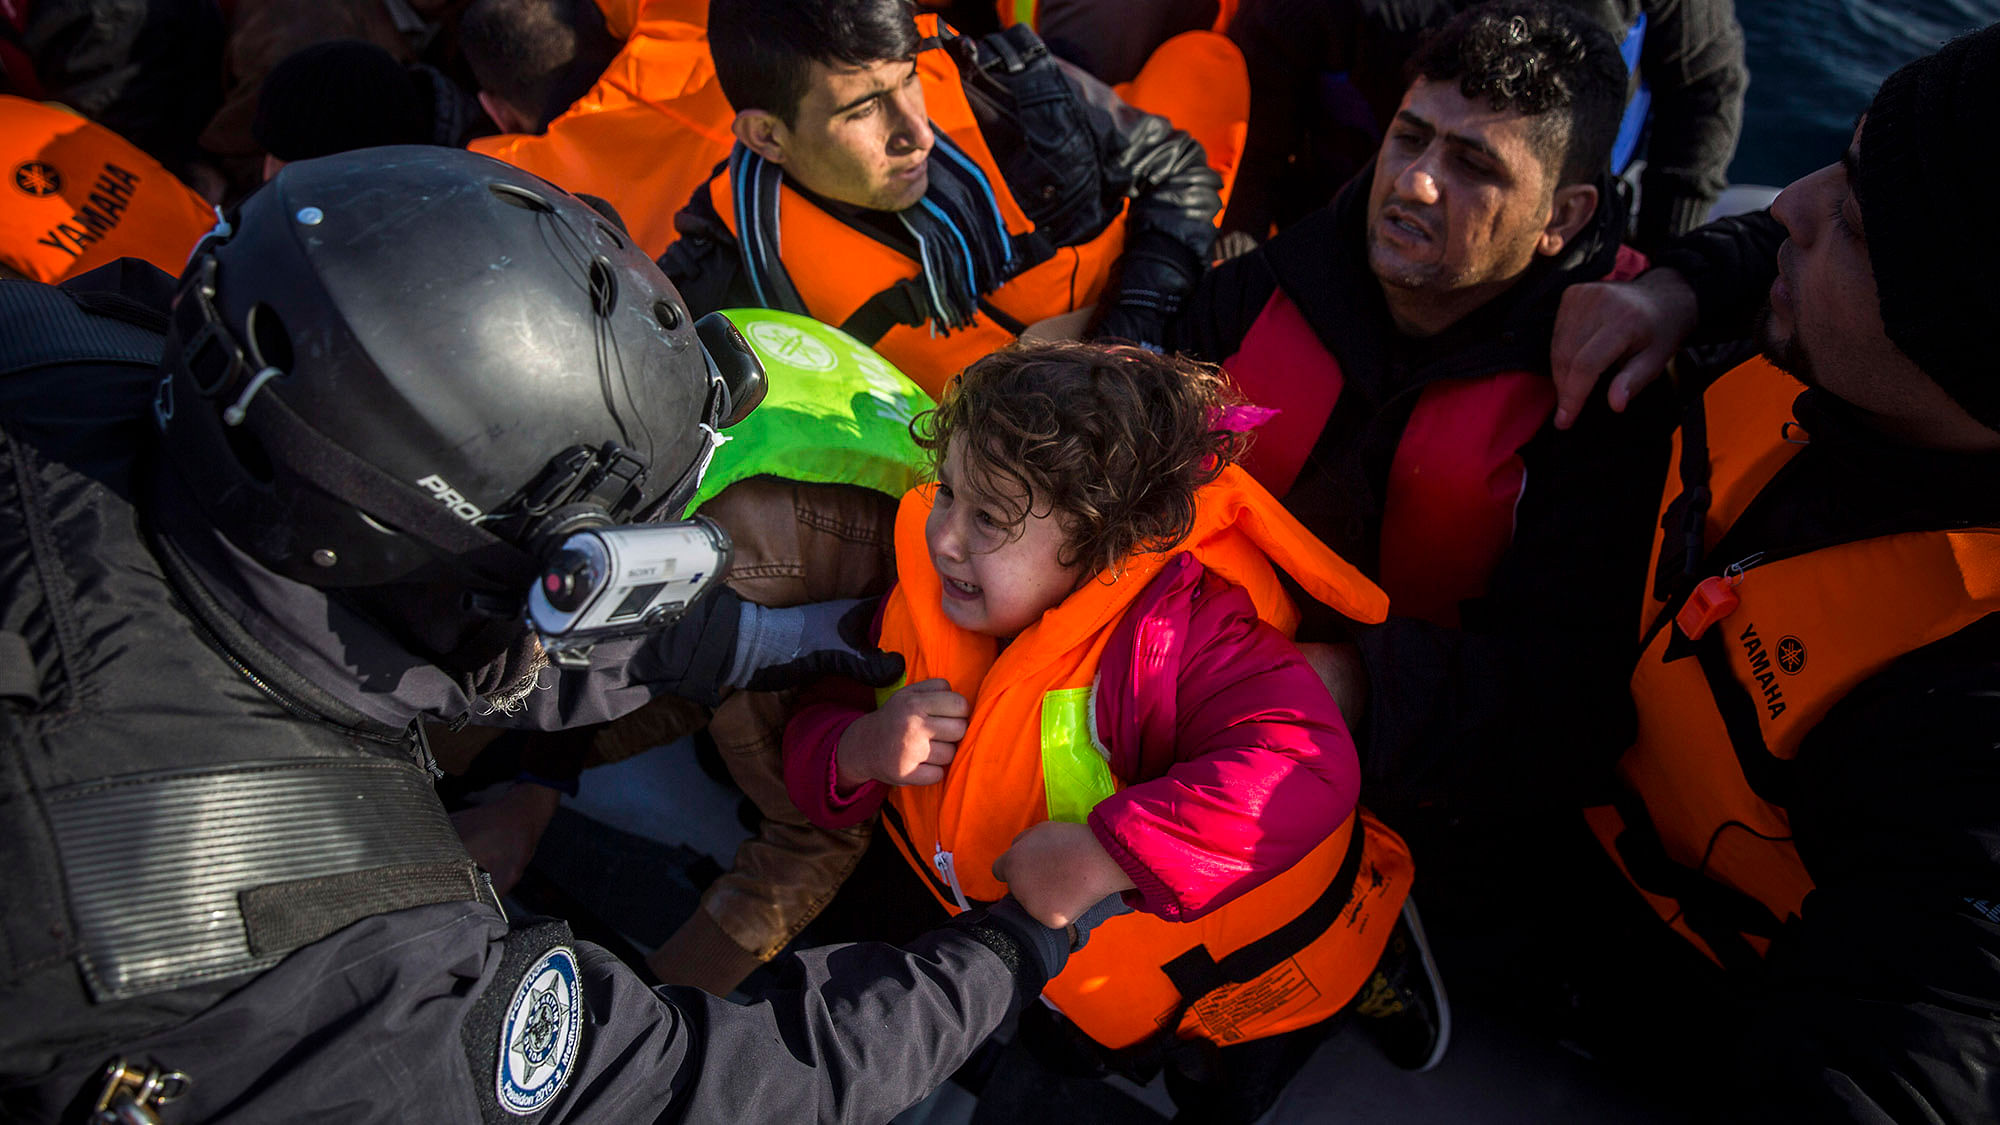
[[730, 131, 1017, 333]]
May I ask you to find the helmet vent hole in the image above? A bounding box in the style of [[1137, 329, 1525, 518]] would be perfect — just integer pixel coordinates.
[[588, 257, 618, 317], [653, 299, 683, 331], [489, 183, 555, 212], [246, 302, 293, 372], [595, 221, 625, 250]]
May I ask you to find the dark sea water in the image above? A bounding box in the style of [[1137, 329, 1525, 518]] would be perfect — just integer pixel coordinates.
[[1731, 0, 2000, 188]]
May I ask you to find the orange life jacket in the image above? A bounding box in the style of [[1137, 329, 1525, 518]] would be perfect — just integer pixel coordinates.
[[878, 465, 1414, 1050], [1219, 246, 1645, 628], [1109, 31, 1248, 210], [704, 14, 1126, 399], [468, 0, 734, 258], [0, 97, 216, 284], [1587, 356, 2000, 969]]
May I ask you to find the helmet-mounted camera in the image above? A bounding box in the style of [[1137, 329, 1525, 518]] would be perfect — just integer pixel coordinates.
[[527, 517, 733, 668]]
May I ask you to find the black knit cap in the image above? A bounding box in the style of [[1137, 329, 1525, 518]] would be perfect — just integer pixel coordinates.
[[1854, 22, 2000, 430], [252, 40, 436, 163]]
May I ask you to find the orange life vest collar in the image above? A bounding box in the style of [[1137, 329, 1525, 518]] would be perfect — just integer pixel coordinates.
[[884, 462, 1387, 733]]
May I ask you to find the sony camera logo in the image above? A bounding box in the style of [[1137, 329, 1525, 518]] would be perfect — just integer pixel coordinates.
[[417, 474, 484, 522]]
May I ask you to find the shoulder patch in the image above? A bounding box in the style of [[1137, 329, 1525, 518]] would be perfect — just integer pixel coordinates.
[[496, 945, 583, 1114]]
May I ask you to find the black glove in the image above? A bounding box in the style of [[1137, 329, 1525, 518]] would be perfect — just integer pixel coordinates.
[[1088, 229, 1205, 349], [1090, 303, 1169, 352], [1068, 892, 1133, 951], [725, 596, 904, 692], [953, 894, 1132, 990]]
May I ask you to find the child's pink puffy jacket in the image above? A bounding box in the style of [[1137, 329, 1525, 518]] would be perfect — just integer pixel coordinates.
[[786, 551, 1359, 922]]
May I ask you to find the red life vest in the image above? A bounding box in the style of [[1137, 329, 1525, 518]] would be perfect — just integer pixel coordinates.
[[1588, 356, 2000, 968], [1220, 245, 1647, 627]]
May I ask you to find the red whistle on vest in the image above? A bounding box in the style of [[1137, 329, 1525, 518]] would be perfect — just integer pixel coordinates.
[[1675, 575, 1741, 640]]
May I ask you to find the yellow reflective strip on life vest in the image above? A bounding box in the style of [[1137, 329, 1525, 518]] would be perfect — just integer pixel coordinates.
[[1041, 687, 1114, 824]]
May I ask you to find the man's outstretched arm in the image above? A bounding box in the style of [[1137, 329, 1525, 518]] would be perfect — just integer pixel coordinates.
[[556, 899, 1077, 1123]]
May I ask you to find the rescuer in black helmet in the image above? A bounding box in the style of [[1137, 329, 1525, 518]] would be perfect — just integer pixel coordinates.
[[149, 146, 868, 725], [0, 147, 1090, 1124]]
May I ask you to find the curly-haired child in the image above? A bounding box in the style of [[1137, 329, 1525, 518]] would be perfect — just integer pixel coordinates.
[[784, 341, 1429, 1120]]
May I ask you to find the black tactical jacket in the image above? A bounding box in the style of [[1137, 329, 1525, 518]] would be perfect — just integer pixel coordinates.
[[0, 265, 1046, 1123]]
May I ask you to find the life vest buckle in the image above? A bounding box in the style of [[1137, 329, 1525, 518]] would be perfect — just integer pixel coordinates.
[[1674, 574, 1741, 640]]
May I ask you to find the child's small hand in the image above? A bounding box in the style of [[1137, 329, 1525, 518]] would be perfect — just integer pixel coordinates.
[[835, 677, 970, 789], [992, 820, 1137, 929]]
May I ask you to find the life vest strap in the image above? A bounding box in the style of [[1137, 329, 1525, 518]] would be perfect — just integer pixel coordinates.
[[840, 279, 932, 345], [1154, 816, 1368, 1030], [1654, 385, 1715, 608], [1692, 626, 1796, 804], [0, 279, 167, 377], [1601, 790, 1783, 975], [976, 295, 1027, 335]]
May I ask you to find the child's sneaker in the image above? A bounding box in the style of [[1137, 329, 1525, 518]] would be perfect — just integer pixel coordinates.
[[1352, 898, 1452, 1071]]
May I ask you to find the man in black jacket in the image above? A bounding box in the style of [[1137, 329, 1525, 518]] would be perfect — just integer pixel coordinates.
[[1166, 0, 1669, 838], [1137, 5, 1677, 1084], [659, 0, 1224, 392], [1543, 23, 2000, 1121], [0, 147, 1091, 1123]]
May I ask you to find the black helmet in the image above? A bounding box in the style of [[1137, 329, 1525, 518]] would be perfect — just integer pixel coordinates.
[[155, 146, 756, 598]]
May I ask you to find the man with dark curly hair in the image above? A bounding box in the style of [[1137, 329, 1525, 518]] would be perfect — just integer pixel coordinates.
[[1222, 0, 1746, 251], [1162, 0, 1674, 965]]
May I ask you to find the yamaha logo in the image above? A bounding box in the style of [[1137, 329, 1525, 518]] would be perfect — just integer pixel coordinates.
[[14, 161, 61, 196], [1776, 635, 1807, 675], [1737, 624, 1788, 720], [496, 946, 582, 1115]]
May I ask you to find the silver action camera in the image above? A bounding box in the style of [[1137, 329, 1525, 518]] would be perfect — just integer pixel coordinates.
[[528, 518, 733, 667]]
